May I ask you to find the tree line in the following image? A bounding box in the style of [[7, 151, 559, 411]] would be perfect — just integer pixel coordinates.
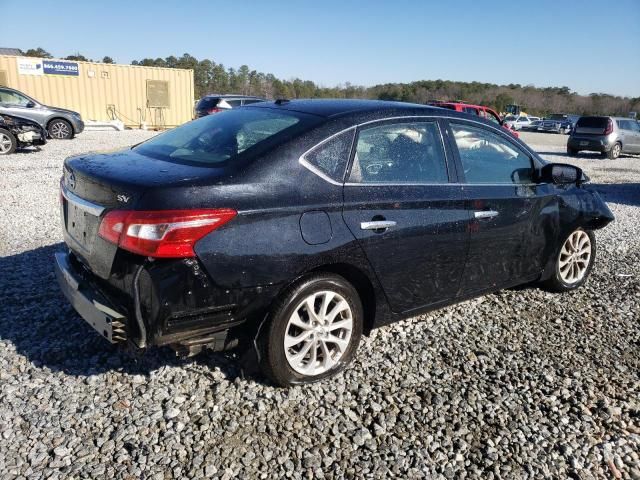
[[20, 48, 640, 117]]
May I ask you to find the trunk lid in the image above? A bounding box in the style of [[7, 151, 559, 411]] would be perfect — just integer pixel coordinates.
[[61, 149, 230, 278], [574, 116, 609, 136]]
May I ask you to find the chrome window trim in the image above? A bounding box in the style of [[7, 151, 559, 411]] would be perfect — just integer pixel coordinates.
[[298, 126, 356, 186], [298, 114, 541, 187], [61, 185, 105, 216]]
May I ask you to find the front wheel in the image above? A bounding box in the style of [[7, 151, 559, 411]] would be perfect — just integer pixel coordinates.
[[48, 119, 74, 139], [259, 274, 363, 386], [543, 228, 596, 292]]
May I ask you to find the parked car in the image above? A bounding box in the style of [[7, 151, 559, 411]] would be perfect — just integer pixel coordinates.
[[567, 116, 640, 159], [0, 87, 84, 139], [194, 94, 265, 118], [521, 120, 543, 132], [503, 115, 532, 131], [539, 114, 577, 134], [427, 101, 519, 137], [0, 113, 47, 155], [55, 99, 614, 386]]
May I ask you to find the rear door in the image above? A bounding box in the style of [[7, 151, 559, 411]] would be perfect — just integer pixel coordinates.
[[342, 118, 470, 313], [446, 119, 553, 295], [628, 121, 640, 152]]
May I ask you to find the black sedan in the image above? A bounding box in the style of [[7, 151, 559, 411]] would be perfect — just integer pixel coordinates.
[[55, 100, 614, 386]]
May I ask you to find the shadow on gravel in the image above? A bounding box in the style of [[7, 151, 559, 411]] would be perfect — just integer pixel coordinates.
[[586, 183, 640, 207], [0, 244, 248, 382]]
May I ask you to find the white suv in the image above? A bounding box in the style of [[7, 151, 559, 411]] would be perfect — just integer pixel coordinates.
[[503, 115, 532, 131]]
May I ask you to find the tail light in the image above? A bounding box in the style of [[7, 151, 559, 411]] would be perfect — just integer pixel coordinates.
[[98, 209, 237, 258], [603, 118, 613, 135], [207, 107, 222, 114]]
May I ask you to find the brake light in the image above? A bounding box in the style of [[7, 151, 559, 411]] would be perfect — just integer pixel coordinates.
[[98, 209, 237, 258], [207, 107, 222, 114], [603, 118, 613, 135]]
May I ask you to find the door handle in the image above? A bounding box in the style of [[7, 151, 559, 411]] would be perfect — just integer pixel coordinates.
[[474, 210, 499, 219], [360, 220, 396, 231]]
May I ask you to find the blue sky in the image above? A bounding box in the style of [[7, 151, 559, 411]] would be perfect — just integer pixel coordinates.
[[3, 0, 639, 96]]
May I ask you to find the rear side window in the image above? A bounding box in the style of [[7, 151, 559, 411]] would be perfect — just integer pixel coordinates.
[[303, 130, 355, 182], [134, 108, 307, 166], [349, 121, 448, 184], [195, 97, 219, 110], [463, 107, 479, 115], [451, 123, 533, 184], [226, 99, 242, 107], [576, 117, 609, 129]]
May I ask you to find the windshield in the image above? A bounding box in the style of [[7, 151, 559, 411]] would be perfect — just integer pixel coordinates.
[[504, 115, 516, 121], [134, 108, 308, 166]]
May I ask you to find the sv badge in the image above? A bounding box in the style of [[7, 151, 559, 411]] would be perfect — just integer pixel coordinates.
[[117, 194, 130, 204]]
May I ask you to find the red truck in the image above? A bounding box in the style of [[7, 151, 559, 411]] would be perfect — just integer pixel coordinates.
[[427, 101, 519, 138]]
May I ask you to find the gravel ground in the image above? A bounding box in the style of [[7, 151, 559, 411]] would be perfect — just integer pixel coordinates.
[[0, 131, 638, 479]]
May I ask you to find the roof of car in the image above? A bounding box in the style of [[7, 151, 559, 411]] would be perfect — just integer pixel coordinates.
[[203, 94, 264, 99], [249, 99, 437, 118]]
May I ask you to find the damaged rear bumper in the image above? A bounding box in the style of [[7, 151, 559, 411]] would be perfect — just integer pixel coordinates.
[[54, 252, 127, 343]]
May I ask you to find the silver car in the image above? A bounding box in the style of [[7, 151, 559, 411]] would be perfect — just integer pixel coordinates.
[[567, 116, 640, 159], [0, 87, 84, 139]]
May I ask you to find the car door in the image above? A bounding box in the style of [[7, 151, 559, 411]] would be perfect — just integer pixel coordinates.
[[618, 120, 639, 153], [629, 121, 640, 152], [342, 118, 470, 313], [446, 119, 554, 296]]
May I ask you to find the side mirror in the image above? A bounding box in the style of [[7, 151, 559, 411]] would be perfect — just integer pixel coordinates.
[[26, 101, 36, 108], [538, 163, 583, 185]]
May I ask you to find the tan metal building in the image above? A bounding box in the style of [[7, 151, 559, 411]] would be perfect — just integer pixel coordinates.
[[0, 55, 194, 128]]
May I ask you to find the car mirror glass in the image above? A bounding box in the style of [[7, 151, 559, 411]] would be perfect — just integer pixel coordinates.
[[539, 163, 582, 185]]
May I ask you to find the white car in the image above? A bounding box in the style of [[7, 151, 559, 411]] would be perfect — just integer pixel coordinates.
[[503, 115, 532, 131]]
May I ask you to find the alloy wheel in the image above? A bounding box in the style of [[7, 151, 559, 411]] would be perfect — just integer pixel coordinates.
[[558, 230, 592, 284], [0, 133, 12, 153], [284, 291, 353, 376], [50, 121, 71, 139], [612, 143, 621, 158]]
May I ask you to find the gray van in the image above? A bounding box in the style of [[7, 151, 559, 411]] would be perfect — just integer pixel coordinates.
[[568, 116, 640, 159]]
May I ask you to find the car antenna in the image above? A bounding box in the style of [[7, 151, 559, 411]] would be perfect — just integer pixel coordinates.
[[275, 98, 290, 105]]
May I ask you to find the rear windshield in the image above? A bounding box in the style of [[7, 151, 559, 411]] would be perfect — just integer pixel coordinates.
[[576, 117, 608, 128], [195, 97, 220, 110], [134, 108, 314, 166]]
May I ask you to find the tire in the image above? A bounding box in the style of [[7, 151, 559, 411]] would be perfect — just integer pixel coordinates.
[[567, 147, 578, 156], [0, 128, 17, 155], [607, 142, 621, 159], [259, 273, 363, 386], [543, 228, 596, 292], [48, 119, 74, 139]]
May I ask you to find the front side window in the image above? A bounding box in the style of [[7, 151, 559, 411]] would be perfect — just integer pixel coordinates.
[[349, 121, 448, 184], [134, 108, 309, 166], [451, 123, 533, 184], [303, 129, 355, 182], [0, 89, 30, 106]]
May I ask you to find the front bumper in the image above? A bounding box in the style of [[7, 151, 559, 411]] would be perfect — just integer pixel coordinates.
[[54, 252, 127, 343], [71, 118, 85, 134]]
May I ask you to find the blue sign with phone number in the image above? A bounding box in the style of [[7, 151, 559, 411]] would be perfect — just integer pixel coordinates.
[[42, 60, 79, 76]]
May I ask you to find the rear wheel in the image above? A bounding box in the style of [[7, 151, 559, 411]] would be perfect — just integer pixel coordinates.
[[259, 274, 363, 386], [0, 128, 17, 155], [48, 119, 74, 139], [543, 228, 595, 292], [607, 142, 621, 159]]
